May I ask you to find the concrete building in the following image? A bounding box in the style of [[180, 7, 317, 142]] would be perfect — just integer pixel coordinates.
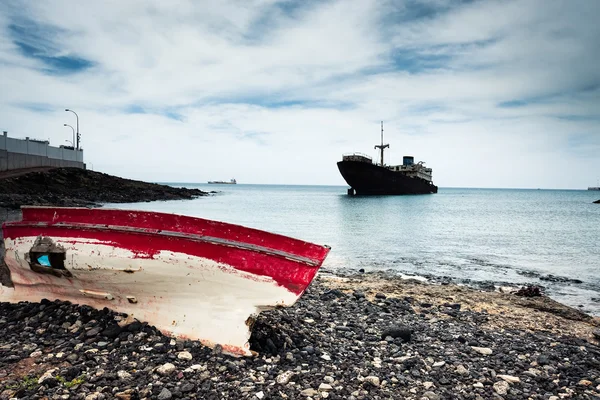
[[0, 131, 85, 172]]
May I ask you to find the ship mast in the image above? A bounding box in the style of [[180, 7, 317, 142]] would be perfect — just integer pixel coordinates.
[[374, 121, 389, 166]]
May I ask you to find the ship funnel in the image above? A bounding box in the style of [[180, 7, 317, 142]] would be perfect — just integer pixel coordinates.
[[403, 156, 414, 166]]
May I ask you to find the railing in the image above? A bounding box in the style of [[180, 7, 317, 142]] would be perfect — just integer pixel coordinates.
[[342, 153, 373, 163]]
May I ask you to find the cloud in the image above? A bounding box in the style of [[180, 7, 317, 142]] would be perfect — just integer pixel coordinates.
[[0, 0, 598, 188]]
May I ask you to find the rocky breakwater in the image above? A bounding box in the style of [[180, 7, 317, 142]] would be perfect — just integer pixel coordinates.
[[0, 168, 208, 209], [2, 270, 600, 399]]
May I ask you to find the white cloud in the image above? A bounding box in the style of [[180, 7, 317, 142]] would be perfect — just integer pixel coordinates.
[[0, 0, 598, 189]]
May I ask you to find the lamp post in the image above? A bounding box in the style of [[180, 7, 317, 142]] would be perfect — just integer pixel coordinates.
[[63, 124, 75, 148], [65, 109, 79, 149]]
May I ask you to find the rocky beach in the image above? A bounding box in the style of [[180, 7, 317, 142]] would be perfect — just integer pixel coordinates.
[[1, 168, 600, 399], [1, 269, 600, 400]]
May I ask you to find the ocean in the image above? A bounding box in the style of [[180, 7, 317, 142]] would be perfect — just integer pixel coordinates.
[[105, 185, 600, 315]]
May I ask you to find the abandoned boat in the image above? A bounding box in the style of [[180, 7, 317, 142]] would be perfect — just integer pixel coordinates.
[[337, 122, 438, 195], [0, 206, 330, 356]]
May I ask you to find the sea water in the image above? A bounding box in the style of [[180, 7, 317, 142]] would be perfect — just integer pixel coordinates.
[[105, 185, 600, 315]]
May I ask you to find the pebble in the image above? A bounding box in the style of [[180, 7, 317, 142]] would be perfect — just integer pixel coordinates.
[[0, 271, 598, 400], [276, 371, 294, 384], [300, 388, 318, 397], [497, 374, 520, 383], [364, 376, 380, 387], [156, 363, 176, 376], [177, 351, 193, 360], [157, 388, 172, 400], [471, 346, 493, 355], [455, 365, 469, 375], [493, 380, 510, 395], [319, 383, 333, 391], [117, 370, 132, 381]]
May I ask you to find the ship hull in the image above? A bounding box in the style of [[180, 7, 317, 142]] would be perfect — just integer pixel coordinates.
[[337, 160, 438, 195], [1, 207, 329, 356]]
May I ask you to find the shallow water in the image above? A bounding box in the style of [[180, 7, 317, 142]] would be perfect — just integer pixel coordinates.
[[104, 185, 600, 315]]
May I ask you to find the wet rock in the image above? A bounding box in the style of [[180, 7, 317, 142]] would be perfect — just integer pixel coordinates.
[[514, 285, 543, 297]]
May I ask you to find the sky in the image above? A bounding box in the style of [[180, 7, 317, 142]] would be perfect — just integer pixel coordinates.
[[0, 0, 598, 189]]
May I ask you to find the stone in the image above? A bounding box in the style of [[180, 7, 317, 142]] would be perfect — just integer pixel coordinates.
[[471, 346, 493, 355], [85, 393, 101, 400], [157, 388, 172, 400], [30, 350, 42, 358], [497, 374, 520, 383], [423, 391, 441, 400], [300, 388, 318, 397], [364, 376, 380, 387], [255, 391, 264, 399], [456, 365, 469, 375], [578, 379, 593, 386], [102, 324, 122, 338], [156, 363, 176, 376], [319, 383, 333, 391], [493, 381, 509, 395], [38, 368, 57, 384], [86, 327, 101, 337], [115, 389, 135, 400], [277, 371, 294, 384], [473, 382, 484, 388], [177, 351, 193, 361], [181, 383, 194, 392], [432, 361, 445, 368], [381, 326, 411, 342], [423, 381, 434, 389], [117, 370, 132, 381]]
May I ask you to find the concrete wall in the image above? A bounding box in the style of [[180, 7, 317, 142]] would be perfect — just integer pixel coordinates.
[[0, 132, 84, 172]]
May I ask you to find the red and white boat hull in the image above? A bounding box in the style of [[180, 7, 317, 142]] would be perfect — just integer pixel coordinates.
[[1, 207, 330, 356]]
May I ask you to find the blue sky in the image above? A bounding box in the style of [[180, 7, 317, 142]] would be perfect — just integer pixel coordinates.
[[0, 0, 598, 188]]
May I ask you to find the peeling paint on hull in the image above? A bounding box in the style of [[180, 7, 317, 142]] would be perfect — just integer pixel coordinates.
[[1, 207, 330, 356]]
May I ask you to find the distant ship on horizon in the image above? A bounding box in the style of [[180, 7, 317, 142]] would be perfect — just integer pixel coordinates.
[[337, 122, 437, 195], [208, 178, 237, 184]]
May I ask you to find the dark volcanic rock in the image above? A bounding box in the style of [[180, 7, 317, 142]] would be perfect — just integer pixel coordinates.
[[0, 167, 208, 209], [515, 285, 543, 297], [1, 273, 600, 400], [381, 325, 412, 342]]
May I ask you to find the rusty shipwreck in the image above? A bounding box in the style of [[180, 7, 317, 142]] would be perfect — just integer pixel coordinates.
[[0, 206, 330, 356]]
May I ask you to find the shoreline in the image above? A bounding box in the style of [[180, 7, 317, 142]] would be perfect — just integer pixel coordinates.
[[1, 271, 600, 399]]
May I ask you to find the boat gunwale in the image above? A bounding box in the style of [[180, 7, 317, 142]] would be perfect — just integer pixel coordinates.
[[4, 221, 326, 267]]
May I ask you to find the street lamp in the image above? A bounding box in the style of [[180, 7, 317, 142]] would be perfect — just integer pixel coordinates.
[[63, 124, 75, 148], [65, 109, 79, 150]]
